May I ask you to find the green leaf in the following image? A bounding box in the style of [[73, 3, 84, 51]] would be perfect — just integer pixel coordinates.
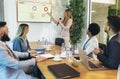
[[67, 0, 85, 46]]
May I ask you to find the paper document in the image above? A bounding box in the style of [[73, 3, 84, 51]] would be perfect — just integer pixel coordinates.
[[40, 53, 54, 58]]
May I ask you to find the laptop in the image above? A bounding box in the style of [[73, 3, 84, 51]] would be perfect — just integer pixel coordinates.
[[78, 48, 108, 70], [48, 63, 80, 79]]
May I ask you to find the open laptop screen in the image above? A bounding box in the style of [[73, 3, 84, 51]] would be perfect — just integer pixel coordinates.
[[78, 48, 108, 70]]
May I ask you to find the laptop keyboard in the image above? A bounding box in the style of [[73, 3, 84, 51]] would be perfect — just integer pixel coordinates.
[[88, 61, 99, 68]]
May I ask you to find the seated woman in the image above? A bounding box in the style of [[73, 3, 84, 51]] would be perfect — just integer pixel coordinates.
[[13, 23, 31, 52], [81, 23, 100, 59]]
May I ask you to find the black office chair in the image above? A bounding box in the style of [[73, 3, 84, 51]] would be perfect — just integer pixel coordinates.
[[88, 43, 107, 58], [55, 38, 64, 46], [99, 43, 107, 52]]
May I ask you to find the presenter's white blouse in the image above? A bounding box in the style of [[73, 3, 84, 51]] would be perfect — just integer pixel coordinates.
[[60, 19, 73, 37]]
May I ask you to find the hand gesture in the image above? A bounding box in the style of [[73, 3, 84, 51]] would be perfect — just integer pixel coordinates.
[[58, 19, 62, 24], [28, 50, 38, 57], [93, 48, 102, 55], [36, 55, 47, 62], [47, 12, 52, 16]]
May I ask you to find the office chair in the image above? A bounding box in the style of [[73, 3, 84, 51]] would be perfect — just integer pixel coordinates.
[[88, 43, 107, 58], [55, 38, 64, 46], [99, 43, 106, 52]]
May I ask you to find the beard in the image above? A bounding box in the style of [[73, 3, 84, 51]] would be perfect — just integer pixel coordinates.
[[104, 26, 108, 34], [104, 29, 108, 34], [1, 34, 10, 42]]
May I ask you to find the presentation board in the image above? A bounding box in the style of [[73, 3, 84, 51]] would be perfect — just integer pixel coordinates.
[[17, 1, 51, 22]]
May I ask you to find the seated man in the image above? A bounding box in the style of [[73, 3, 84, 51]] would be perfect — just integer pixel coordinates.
[[93, 15, 120, 69], [0, 21, 46, 79]]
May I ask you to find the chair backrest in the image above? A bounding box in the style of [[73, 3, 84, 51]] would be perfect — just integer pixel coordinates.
[[55, 38, 64, 46], [99, 43, 106, 52]]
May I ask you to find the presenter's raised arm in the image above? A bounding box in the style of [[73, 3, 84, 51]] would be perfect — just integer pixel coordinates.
[[47, 12, 58, 24]]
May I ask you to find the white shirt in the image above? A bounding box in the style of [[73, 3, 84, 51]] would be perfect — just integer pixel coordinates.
[[109, 34, 117, 41], [82, 36, 99, 60]]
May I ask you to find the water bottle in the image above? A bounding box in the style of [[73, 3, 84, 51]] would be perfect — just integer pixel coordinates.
[[66, 47, 70, 61], [42, 37, 45, 46], [45, 39, 48, 45], [117, 64, 120, 79], [61, 43, 65, 53], [37, 40, 40, 49], [66, 46, 72, 62], [45, 39, 48, 48], [68, 42, 71, 48]]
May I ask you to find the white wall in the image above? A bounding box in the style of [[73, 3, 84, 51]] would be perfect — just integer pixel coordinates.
[[91, 1, 115, 44], [4, 0, 68, 44], [92, 6, 109, 44], [4, 0, 18, 41], [4, 0, 89, 47]]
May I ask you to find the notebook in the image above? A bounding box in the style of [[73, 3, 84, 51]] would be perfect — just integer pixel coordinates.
[[48, 63, 80, 79], [32, 48, 45, 54], [78, 48, 108, 70], [36, 49, 45, 54]]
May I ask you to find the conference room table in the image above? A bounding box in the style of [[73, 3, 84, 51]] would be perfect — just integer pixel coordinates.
[[30, 42, 117, 79]]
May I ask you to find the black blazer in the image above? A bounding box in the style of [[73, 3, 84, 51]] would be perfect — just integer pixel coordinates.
[[97, 33, 120, 69]]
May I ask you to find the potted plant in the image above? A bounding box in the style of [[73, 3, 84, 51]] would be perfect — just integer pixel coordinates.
[[67, 0, 85, 49]]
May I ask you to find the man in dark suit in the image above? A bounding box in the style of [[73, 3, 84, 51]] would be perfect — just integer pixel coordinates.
[[93, 15, 120, 69]]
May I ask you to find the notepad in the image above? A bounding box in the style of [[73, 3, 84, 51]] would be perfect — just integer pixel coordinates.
[[40, 53, 54, 58]]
